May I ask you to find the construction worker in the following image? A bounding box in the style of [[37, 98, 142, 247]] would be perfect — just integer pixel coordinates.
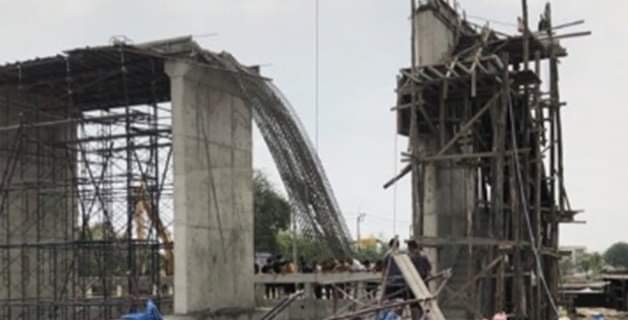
[[517, 17, 524, 33], [261, 257, 276, 299], [407, 239, 432, 320], [282, 259, 297, 294], [383, 237, 405, 300], [538, 11, 552, 33], [407, 240, 432, 280]]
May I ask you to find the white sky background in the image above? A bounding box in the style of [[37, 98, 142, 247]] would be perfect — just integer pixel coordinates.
[[0, 0, 626, 252]]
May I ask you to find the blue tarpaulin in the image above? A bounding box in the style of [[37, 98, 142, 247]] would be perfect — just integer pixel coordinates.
[[376, 310, 401, 320], [121, 300, 163, 320]]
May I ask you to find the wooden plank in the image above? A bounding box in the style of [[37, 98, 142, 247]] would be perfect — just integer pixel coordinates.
[[400, 149, 530, 162], [427, 65, 445, 78], [393, 255, 432, 300], [392, 254, 446, 320], [414, 236, 530, 248], [445, 56, 460, 77], [383, 164, 411, 189]]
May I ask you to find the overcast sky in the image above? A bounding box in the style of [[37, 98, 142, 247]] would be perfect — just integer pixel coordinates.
[[1, 0, 625, 252]]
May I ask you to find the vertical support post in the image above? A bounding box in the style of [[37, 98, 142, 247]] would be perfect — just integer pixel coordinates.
[[547, 5, 561, 319], [511, 162, 523, 319], [410, 0, 424, 240], [149, 57, 163, 301], [516, 1, 529, 317], [439, 84, 447, 147], [119, 46, 137, 304], [533, 49, 543, 320], [493, 53, 509, 312]]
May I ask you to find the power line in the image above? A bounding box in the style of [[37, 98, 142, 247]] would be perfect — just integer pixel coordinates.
[[393, 129, 398, 235], [314, 0, 320, 152], [344, 212, 410, 225]]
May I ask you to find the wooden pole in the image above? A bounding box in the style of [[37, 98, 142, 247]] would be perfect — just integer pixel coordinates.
[[515, 1, 529, 318], [522, 0, 530, 68], [547, 4, 561, 319], [492, 53, 509, 312], [534, 49, 543, 320], [410, 0, 423, 239]]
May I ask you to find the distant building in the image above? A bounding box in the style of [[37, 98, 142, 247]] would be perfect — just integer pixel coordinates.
[[561, 245, 588, 267]]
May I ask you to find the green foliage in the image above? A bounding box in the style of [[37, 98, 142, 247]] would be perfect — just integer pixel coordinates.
[[353, 242, 385, 262], [275, 232, 385, 264], [78, 223, 127, 276], [80, 221, 116, 240], [254, 170, 291, 253], [579, 252, 605, 276], [560, 251, 605, 277], [275, 231, 333, 262], [560, 258, 575, 278], [354, 236, 386, 262], [604, 242, 628, 269]]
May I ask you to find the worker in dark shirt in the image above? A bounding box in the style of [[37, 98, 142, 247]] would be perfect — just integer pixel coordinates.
[[538, 13, 549, 32], [261, 257, 275, 298], [407, 240, 432, 280], [407, 239, 432, 320], [383, 237, 406, 300], [272, 254, 284, 274]]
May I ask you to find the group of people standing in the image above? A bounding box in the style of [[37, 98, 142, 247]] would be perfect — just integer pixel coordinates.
[[255, 237, 434, 306], [255, 254, 384, 299], [255, 254, 386, 277]]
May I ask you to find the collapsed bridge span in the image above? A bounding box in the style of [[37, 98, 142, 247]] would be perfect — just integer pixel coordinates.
[[0, 36, 352, 319]]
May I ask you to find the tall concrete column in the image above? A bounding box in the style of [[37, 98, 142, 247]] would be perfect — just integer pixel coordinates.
[[0, 91, 76, 318], [413, 2, 460, 270], [413, 4, 477, 319], [165, 61, 254, 318]]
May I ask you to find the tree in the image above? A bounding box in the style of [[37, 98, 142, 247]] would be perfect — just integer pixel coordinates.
[[276, 231, 333, 263], [354, 236, 386, 262], [579, 252, 605, 276], [560, 257, 575, 278], [254, 170, 291, 253], [78, 222, 127, 276], [353, 245, 385, 263], [604, 242, 628, 269]]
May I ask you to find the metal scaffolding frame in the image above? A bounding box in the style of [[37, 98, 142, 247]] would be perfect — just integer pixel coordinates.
[[0, 44, 174, 319]]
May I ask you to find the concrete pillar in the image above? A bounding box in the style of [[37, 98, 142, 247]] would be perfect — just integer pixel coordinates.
[[165, 61, 254, 318], [414, 4, 456, 66], [414, 2, 461, 270], [413, 5, 477, 319], [0, 91, 76, 317]]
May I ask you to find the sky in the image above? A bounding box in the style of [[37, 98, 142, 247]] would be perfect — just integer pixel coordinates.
[[0, 0, 626, 252]]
